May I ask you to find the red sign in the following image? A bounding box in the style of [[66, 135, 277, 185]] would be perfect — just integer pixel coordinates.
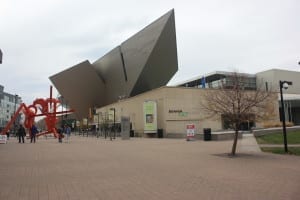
[[186, 124, 195, 141]]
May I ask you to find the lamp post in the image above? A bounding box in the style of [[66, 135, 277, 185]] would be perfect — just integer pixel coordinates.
[[61, 96, 64, 127], [97, 112, 100, 138], [279, 80, 293, 153], [0, 48, 2, 64], [13, 94, 18, 136], [110, 108, 116, 139]]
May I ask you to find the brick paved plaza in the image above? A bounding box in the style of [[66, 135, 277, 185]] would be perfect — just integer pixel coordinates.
[[0, 135, 300, 200]]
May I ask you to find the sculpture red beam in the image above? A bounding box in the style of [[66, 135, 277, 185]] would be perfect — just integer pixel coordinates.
[[0, 86, 74, 138]]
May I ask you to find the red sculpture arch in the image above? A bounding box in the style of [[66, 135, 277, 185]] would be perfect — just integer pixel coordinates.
[[1, 86, 74, 138]]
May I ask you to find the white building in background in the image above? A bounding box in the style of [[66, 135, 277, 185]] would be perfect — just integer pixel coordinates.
[[178, 69, 300, 125], [256, 69, 300, 125], [0, 85, 22, 130]]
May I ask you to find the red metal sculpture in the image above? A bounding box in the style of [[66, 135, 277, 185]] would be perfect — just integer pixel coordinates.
[[0, 86, 74, 138]]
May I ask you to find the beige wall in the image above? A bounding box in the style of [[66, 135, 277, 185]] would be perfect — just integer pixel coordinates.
[[96, 86, 279, 137], [163, 88, 222, 136], [256, 69, 300, 93]]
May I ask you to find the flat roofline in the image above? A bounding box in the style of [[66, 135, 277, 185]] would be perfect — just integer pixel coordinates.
[[172, 71, 255, 86], [256, 68, 300, 74]]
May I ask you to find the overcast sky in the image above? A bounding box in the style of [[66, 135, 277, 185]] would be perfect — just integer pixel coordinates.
[[1, 0, 299, 104]]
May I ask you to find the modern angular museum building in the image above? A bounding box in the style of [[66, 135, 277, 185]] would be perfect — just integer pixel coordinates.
[[50, 10, 300, 138], [50, 9, 178, 119]]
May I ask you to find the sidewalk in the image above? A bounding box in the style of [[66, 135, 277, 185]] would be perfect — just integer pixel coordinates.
[[1, 136, 300, 200], [238, 133, 262, 153]]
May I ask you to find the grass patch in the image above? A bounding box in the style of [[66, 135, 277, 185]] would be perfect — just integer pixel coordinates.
[[256, 131, 300, 144], [261, 147, 300, 156]]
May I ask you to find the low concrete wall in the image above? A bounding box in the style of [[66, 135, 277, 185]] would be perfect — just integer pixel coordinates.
[[211, 132, 242, 140], [253, 126, 300, 137], [165, 133, 186, 139], [106, 126, 300, 139], [180, 126, 299, 140], [165, 131, 242, 141]]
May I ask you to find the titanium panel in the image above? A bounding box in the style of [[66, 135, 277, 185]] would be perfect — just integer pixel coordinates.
[[50, 60, 105, 118], [130, 10, 178, 96], [93, 47, 128, 104]]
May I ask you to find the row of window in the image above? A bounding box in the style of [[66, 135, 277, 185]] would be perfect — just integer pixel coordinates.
[[183, 77, 257, 90], [0, 100, 21, 126]]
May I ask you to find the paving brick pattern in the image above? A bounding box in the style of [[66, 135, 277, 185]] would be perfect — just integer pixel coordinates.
[[1, 136, 300, 200]]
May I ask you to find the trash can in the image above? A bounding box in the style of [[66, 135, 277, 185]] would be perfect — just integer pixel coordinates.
[[203, 128, 211, 141], [130, 130, 134, 137], [157, 129, 163, 138]]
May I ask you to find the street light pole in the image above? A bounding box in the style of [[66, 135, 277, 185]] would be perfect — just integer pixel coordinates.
[[0, 48, 2, 64], [279, 80, 293, 153], [113, 108, 115, 139], [110, 108, 116, 139], [61, 96, 64, 128], [13, 94, 18, 136], [97, 112, 100, 138]]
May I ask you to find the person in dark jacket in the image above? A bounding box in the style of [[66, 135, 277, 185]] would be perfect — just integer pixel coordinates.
[[65, 125, 71, 143], [17, 125, 26, 143], [57, 128, 63, 143], [30, 124, 38, 143], [6, 130, 10, 140]]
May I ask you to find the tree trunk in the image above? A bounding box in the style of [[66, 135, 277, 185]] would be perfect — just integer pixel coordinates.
[[231, 129, 239, 156]]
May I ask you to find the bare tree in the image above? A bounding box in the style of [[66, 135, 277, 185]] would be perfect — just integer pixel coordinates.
[[200, 72, 277, 156]]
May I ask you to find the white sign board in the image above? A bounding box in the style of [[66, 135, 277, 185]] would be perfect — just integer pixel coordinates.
[[186, 124, 195, 141], [0, 135, 7, 144]]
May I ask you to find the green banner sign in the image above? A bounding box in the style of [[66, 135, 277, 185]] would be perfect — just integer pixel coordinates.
[[143, 101, 157, 133]]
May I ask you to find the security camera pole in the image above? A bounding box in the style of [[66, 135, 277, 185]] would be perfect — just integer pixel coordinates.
[[279, 80, 293, 153]]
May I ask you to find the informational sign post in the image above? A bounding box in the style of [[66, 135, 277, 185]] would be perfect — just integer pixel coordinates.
[[108, 109, 114, 121], [83, 118, 88, 125], [143, 101, 157, 133], [93, 115, 99, 124], [0, 135, 7, 144], [186, 124, 195, 141], [121, 116, 130, 140]]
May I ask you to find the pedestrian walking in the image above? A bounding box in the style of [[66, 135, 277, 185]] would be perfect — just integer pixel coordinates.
[[17, 124, 26, 143], [30, 124, 38, 143], [6, 130, 10, 140], [65, 125, 71, 143], [57, 128, 63, 143]]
